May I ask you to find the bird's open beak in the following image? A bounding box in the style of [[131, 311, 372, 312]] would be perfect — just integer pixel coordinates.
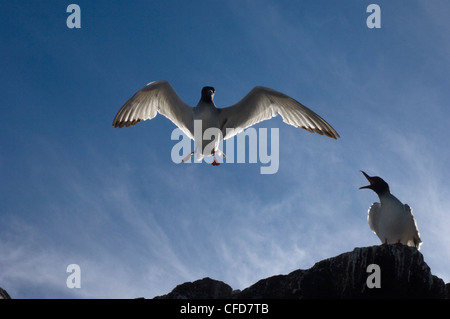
[[359, 170, 374, 189]]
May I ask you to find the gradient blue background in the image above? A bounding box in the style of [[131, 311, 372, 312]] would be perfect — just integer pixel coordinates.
[[1, 0, 449, 298]]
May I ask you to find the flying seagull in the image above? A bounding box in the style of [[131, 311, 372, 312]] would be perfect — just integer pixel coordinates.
[[112, 80, 340, 165], [360, 171, 422, 249]]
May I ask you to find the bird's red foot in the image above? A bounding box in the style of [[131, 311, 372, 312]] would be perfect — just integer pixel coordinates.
[[212, 158, 220, 166]]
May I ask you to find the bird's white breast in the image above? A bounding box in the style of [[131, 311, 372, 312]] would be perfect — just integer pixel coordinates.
[[378, 194, 411, 242], [193, 104, 222, 155], [194, 105, 220, 131]]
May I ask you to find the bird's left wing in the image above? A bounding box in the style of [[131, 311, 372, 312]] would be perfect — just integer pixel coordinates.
[[112, 81, 194, 139], [404, 204, 422, 249], [218, 86, 340, 140]]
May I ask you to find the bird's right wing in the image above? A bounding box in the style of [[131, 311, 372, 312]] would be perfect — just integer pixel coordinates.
[[367, 202, 381, 234], [218, 86, 340, 140], [112, 80, 194, 139]]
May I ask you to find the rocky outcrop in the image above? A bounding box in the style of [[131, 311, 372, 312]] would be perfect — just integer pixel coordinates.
[[155, 245, 449, 299], [154, 277, 233, 299], [0, 287, 11, 299]]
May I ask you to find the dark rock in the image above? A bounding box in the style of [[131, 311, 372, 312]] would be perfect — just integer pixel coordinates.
[[235, 270, 305, 299], [155, 277, 232, 299], [155, 245, 449, 299], [0, 287, 11, 299], [240, 245, 446, 299]]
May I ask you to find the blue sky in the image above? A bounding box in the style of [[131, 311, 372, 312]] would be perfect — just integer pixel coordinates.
[[1, 0, 449, 298]]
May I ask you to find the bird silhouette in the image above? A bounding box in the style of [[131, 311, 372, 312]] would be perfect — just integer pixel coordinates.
[[113, 80, 340, 165], [360, 171, 422, 249]]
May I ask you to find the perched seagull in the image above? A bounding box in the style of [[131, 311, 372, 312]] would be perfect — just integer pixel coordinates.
[[112, 80, 340, 165], [359, 171, 422, 249]]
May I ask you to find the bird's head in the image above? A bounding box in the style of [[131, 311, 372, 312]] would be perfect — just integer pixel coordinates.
[[359, 170, 390, 196], [201, 86, 215, 103]]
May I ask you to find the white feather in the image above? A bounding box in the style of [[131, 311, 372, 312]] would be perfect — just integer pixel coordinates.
[[112, 81, 340, 158], [112, 81, 194, 139], [218, 86, 340, 140]]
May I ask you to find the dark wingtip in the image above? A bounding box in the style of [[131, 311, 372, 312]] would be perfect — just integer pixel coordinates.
[[112, 120, 141, 128]]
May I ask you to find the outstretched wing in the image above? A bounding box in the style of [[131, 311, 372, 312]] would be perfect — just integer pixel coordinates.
[[112, 80, 194, 139], [404, 204, 422, 249], [218, 86, 340, 140], [367, 202, 381, 235]]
